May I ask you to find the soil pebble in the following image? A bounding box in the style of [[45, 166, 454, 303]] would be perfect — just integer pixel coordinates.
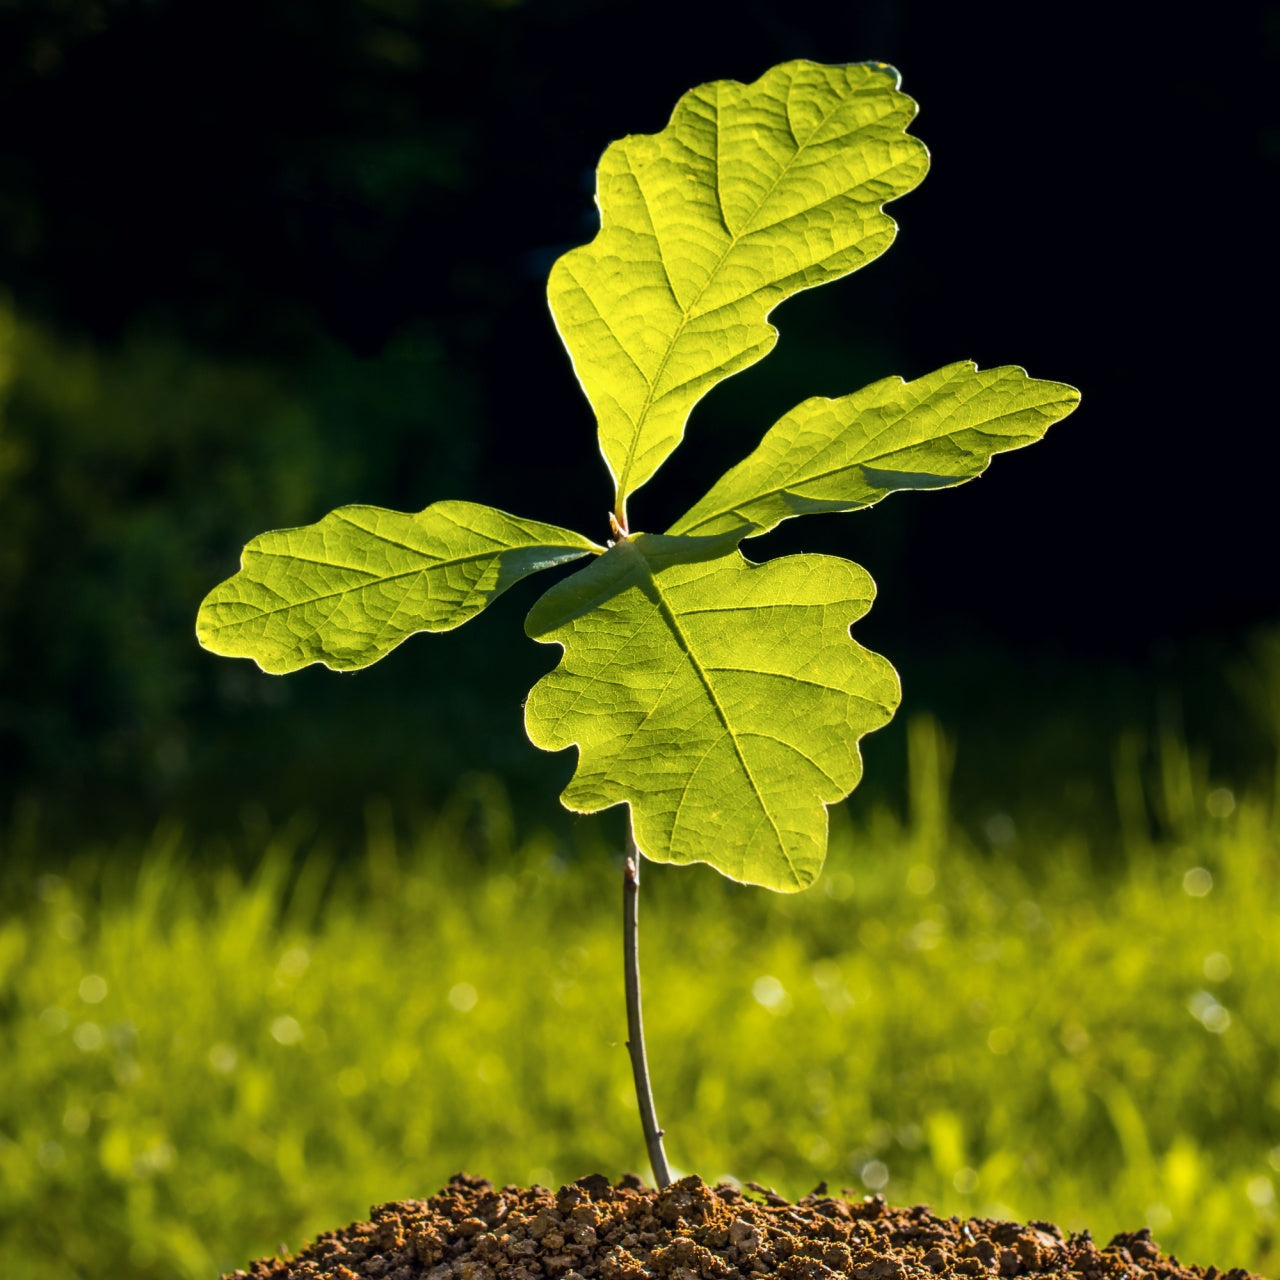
[[224, 1172, 1265, 1280]]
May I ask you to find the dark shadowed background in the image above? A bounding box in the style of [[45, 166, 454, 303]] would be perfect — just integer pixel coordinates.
[[0, 0, 1274, 856]]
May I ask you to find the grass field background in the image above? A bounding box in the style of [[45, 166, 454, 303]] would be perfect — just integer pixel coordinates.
[[2, 719, 1278, 1280]]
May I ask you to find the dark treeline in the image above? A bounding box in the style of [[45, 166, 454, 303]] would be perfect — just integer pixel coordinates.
[[0, 0, 1274, 853]]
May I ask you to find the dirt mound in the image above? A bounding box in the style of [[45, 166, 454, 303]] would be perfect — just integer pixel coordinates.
[[224, 1172, 1262, 1280]]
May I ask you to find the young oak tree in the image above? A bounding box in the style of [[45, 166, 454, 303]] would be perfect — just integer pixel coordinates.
[[197, 60, 1078, 1185]]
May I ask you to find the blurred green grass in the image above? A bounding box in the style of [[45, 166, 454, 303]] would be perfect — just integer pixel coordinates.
[[1, 720, 1278, 1280]]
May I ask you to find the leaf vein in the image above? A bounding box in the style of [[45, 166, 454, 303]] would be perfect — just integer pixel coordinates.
[[739, 730, 841, 789], [648, 575, 796, 883]]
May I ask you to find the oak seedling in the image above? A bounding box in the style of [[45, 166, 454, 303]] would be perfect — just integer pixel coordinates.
[[197, 60, 1079, 1186]]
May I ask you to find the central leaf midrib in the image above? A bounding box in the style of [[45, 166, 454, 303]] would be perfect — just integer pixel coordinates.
[[642, 555, 796, 881], [679, 451, 916, 534], [218, 542, 587, 632], [613, 86, 854, 508]]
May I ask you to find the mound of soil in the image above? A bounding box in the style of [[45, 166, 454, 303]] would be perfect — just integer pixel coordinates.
[[225, 1173, 1262, 1280]]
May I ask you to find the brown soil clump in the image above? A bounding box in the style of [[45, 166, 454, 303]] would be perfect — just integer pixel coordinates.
[[225, 1172, 1263, 1280]]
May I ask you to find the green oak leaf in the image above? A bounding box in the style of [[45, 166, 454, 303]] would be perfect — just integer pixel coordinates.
[[524, 534, 899, 891], [197, 500, 601, 674], [195, 60, 1077, 903], [550, 59, 929, 519], [669, 361, 1081, 538]]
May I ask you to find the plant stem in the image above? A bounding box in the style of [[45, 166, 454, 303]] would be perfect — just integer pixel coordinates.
[[623, 826, 672, 1189]]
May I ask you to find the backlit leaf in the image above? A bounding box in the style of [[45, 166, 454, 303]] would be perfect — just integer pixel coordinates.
[[524, 534, 899, 890], [550, 60, 929, 518], [195, 60, 1077, 897], [669, 361, 1080, 538], [198, 501, 600, 674]]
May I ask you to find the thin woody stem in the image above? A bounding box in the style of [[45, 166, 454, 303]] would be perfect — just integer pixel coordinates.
[[623, 825, 672, 1189]]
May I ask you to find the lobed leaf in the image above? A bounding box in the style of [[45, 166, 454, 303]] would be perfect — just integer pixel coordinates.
[[524, 534, 899, 891], [669, 361, 1081, 538], [192, 60, 1078, 901], [550, 60, 929, 518], [197, 501, 600, 674]]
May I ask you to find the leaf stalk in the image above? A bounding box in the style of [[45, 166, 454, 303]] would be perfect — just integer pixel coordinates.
[[623, 828, 672, 1189]]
